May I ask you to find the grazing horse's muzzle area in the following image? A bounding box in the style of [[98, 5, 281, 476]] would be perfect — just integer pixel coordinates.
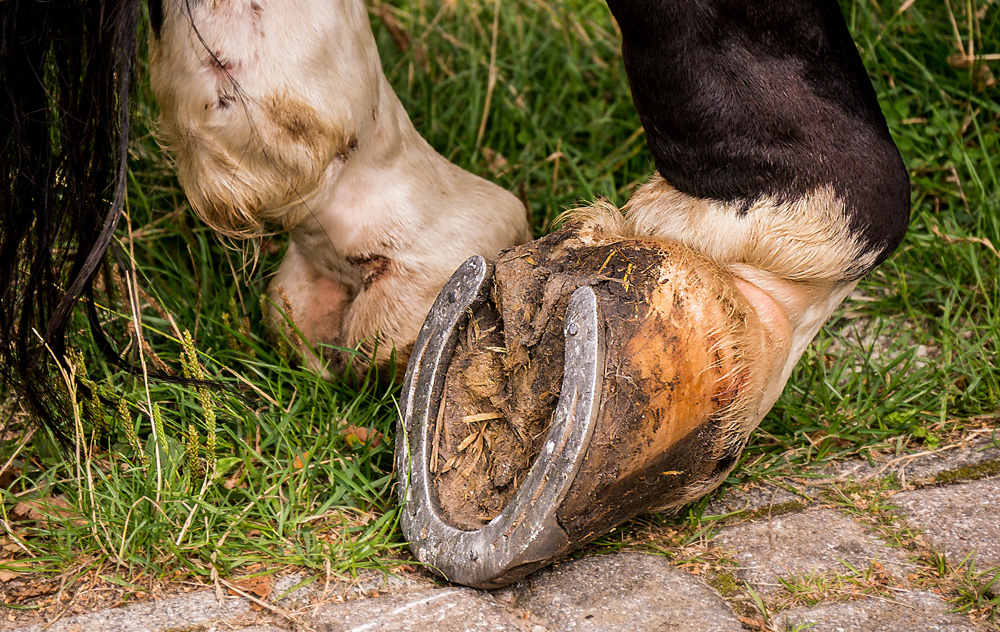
[[149, 0, 531, 375]]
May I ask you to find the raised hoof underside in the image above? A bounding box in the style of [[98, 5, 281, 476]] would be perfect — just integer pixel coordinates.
[[397, 224, 774, 588]]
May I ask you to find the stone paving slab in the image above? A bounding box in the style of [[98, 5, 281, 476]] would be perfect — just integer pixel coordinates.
[[496, 552, 744, 632], [705, 435, 1000, 518], [778, 590, 979, 632], [5, 570, 430, 632], [8, 589, 254, 632], [828, 435, 998, 483], [711, 508, 912, 597], [894, 477, 1000, 567], [270, 570, 431, 609], [889, 438, 1000, 485], [303, 588, 530, 632], [705, 483, 808, 517]]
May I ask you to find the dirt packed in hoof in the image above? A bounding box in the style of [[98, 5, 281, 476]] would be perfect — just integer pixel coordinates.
[[429, 294, 565, 530]]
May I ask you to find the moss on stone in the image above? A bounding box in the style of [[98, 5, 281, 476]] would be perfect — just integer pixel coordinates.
[[739, 499, 807, 522], [707, 570, 741, 597], [933, 460, 1000, 485]]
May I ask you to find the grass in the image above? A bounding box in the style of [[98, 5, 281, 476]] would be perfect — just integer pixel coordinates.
[[1, 0, 998, 617]]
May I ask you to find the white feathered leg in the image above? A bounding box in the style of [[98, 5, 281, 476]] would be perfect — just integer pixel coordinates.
[[150, 0, 530, 375]]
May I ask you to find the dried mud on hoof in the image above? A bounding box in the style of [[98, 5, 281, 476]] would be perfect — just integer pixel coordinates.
[[400, 223, 777, 587], [430, 302, 541, 529]]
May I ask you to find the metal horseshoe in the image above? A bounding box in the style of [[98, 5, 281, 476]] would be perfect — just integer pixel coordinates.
[[395, 255, 605, 588]]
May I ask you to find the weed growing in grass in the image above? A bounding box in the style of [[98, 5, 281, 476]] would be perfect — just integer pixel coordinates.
[[772, 559, 899, 609], [742, 583, 775, 631], [947, 554, 1000, 623], [915, 549, 1000, 624], [937, 554, 1000, 622]]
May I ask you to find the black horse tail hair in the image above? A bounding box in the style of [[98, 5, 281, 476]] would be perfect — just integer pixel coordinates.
[[0, 0, 144, 435]]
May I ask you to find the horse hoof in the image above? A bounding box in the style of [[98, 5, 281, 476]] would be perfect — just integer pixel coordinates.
[[395, 223, 789, 588]]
